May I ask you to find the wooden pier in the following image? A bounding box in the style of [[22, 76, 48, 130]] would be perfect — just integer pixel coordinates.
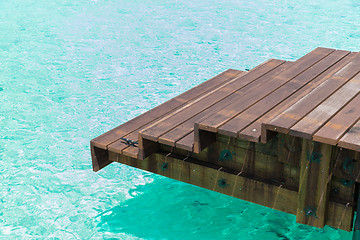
[[91, 47, 360, 233]]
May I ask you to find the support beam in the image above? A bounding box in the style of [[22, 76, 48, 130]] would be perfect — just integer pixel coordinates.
[[90, 142, 112, 172], [296, 140, 332, 228], [138, 133, 160, 160]]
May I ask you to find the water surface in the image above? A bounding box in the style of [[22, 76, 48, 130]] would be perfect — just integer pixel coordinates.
[[1, 0, 360, 239]]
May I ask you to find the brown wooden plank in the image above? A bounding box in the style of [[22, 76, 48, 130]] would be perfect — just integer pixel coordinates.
[[218, 50, 350, 138], [91, 68, 245, 149], [109, 151, 298, 215], [338, 119, 360, 152], [264, 54, 360, 138], [122, 146, 139, 159], [106, 69, 247, 155], [109, 150, 353, 231], [244, 52, 359, 143], [107, 130, 139, 154], [313, 93, 360, 145], [332, 148, 360, 182], [326, 201, 354, 231], [290, 71, 360, 139], [277, 134, 302, 166], [157, 61, 293, 147], [296, 140, 333, 228], [175, 131, 194, 151], [193, 48, 339, 153], [139, 59, 286, 143], [91, 143, 111, 172], [196, 47, 335, 135]]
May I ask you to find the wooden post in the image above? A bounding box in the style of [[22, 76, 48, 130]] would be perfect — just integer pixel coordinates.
[[193, 124, 217, 154], [296, 139, 333, 228], [138, 133, 159, 160], [90, 141, 112, 172]]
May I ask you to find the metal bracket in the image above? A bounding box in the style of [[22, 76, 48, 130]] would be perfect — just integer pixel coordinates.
[[120, 137, 138, 147], [218, 178, 229, 188], [161, 162, 168, 171], [303, 206, 318, 218], [219, 150, 233, 162]]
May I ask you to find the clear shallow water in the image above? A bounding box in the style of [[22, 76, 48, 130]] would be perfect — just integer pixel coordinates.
[[1, 0, 360, 239]]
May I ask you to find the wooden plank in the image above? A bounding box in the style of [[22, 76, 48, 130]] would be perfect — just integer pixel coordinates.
[[193, 48, 338, 153], [91, 69, 245, 149], [329, 176, 356, 205], [265, 55, 360, 136], [218, 50, 350, 138], [296, 140, 333, 228], [138, 136, 160, 160], [106, 69, 248, 155], [240, 52, 358, 143], [277, 134, 302, 166], [109, 151, 298, 215], [122, 147, 139, 159], [326, 201, 354, 231], [313, 93, 360, 145], [196, 47, 335, 135], [338, 119, 360, 152], [332, 147, 360, 181], [217, 134, 279, 157], [91, 143, 111, 172], [290, 71, 360, 139], [139, 59, 286, 142], [137, 60, 287, 158], [175, 131, 195, 151], [108, 150, 353, 231], [107, 131, 139, 155], [157, 61, 293, 147]]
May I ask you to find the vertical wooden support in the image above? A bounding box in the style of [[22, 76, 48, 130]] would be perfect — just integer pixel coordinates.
[[194, 124, 217, 154], [138, 133, 160, 160], [244, 142, 256, 177], [90, 141, 112, 172], [296, 139, 332, 228]]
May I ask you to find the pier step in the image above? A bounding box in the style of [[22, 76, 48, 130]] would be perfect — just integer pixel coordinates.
[[91, 47, 360, 232]]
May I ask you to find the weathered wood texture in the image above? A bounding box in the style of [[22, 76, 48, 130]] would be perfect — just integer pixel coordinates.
[[92, 68, 245, 150], [244, 52, 358, 143], [264, 54, 360, 136], [91, 68, 248, 169], [296, 140, 332, 228], [261, 51, 360, 153], [195, 48, 352, 153], [216, 50, 348, 138], [92, 47, 360, 161], [90, 47, 360, 232], [338, 120, 360, 152], [139, 59, 288, 158], [108, 149, 354, 231]]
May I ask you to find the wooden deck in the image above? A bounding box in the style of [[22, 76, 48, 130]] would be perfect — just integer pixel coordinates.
[[91, 47, 360, 232]]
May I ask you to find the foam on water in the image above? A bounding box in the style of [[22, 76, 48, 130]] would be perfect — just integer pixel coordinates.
[[1, 0, 360, 239]]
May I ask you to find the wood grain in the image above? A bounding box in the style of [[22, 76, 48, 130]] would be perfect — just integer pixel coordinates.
[[91, 69, 245, 149], [158, 61, 293, 147], [313, 93, 360, 145], [139, 60, 285, 142], [262, 53, 359, 139], [338, 120, 360, 152], [218, 50, 349, 138], [197, 47, 335, 135], [290, 71, 360, 139]]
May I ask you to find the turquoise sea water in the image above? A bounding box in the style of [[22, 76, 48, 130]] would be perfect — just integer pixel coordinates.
[[1, 0, 360, 239]]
